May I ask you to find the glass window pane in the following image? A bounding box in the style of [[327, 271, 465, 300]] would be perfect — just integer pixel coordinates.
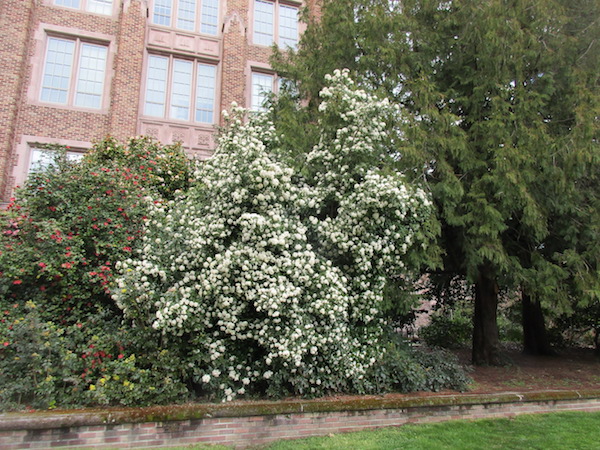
[[75, 43, 108, 109], [201, 0, 219, 35], [196, 63, 216, 123], [278, 4, 298, 48], [254, 0, 274, 46], [29, 148, 84, 173], [55, 0, 80, 8], [144, 55, 168, 117], [251, 72, 273, 111], [177, 0, 195, 30], [41, 38, 75, 104], [153, 0, 172, 26], [29, 149, 55, 173], [170, 59, 192, 120], [66, 151, 85, 162], [87, 0, 113, 14]]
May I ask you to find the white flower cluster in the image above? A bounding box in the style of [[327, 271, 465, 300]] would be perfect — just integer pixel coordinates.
[[113, 70, 435, 401]]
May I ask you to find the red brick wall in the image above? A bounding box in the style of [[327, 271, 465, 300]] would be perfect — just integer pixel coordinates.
[[0, 0, 36, 201], [0, 391, 599, 449], [0, 0, 309, 203]]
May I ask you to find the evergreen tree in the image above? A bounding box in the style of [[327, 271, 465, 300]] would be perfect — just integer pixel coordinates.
[[273, 0, 600, 364]]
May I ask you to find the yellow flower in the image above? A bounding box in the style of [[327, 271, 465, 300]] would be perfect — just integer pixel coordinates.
[[89, 384, 96, 391], [99, 378, 107, 385]]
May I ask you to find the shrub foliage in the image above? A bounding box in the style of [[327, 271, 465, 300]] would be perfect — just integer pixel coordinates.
[[1, 73, 470, 410]]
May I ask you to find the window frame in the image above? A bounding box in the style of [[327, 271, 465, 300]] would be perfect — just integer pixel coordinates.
[[250, 71, 277, 112], [252, 0, 300, 49], [52, 0, 115, 16], [150, 0, 220, 36], [39, 34, 110, 111], [142, 53, 219, 125]]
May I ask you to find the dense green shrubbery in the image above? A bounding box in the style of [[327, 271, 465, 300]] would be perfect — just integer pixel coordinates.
[[419, 300, 523, 350], [364, 336, 471, 394]]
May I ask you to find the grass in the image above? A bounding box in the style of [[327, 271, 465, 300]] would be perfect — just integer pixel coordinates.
[[89, 411, 600, 449], [261, 411, 600, 450]]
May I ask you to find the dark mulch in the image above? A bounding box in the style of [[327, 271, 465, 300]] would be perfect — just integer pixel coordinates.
[[454, 346, 600, 394]]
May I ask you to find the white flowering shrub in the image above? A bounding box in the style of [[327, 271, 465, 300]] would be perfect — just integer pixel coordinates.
[[113, 70, 438, 401]]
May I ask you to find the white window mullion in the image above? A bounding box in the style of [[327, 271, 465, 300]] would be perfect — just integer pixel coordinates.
[[201, 0, 219, 35], [278, 4, 298, 48], [55, 0, 81, 9], [75, 43, 108, 108], [41, 38, 76, 104], [196, 63, 216, 123], [87, 0, 113, 15], [144, 55, 169, 117], [177, 0, 196, 30], [169, 59, 193, 120], [153, 0, 172, 26], [251, 72, 274, 111], [254, 0, 274, 46]]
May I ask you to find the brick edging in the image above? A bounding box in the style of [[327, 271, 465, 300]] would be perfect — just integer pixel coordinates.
[[1, 389, 599, 431]]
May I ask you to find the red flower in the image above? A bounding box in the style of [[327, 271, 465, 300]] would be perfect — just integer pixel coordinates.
[[12, 280, 22, 285], [123, 246, 132, 252], [3, 342, 9, 347], [118, 354, 124, 359], [48, 206, 57, 212], [38, 262, 47, 268]]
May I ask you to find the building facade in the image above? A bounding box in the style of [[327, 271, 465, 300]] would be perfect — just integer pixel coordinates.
[[0, 0, 317, 203]]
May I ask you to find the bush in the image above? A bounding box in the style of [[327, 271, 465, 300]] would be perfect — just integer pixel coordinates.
[[364, 336, 471, 394], [420, 310, 473, 349], [0, 137, 195, 410], [0, 137, 194, 325], [113, 70, 439, 401]]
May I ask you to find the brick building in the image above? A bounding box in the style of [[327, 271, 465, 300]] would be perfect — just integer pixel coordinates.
[[0, 0, 317, 203]]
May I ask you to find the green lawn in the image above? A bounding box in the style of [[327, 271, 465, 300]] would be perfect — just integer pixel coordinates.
[[262, 411, 600, 450], [162, 411, 600, 449]]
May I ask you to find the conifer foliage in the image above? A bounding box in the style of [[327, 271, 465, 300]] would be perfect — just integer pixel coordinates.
[[273, 0, 600, 363]]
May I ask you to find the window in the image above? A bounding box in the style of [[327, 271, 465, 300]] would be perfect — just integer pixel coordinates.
[[40, 36, 108, 109], [251, 72, 275, 111], [253, 0, 299, 48], [144, 55, 217, 124], [54, 0, 113, 15], [152, 0, 220, 35], [29, 148, 85, 173]]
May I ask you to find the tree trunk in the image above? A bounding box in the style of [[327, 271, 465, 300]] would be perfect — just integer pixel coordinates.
[[472, 265, 502, 365], [522, 291, 555, 356]]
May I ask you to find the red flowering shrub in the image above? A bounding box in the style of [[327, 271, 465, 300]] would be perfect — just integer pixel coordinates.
[[0, 137, 193, 324], [0, 137, 195, 410]]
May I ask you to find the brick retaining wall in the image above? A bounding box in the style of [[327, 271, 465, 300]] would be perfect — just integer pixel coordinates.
[[1, 389, 600, 449]]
